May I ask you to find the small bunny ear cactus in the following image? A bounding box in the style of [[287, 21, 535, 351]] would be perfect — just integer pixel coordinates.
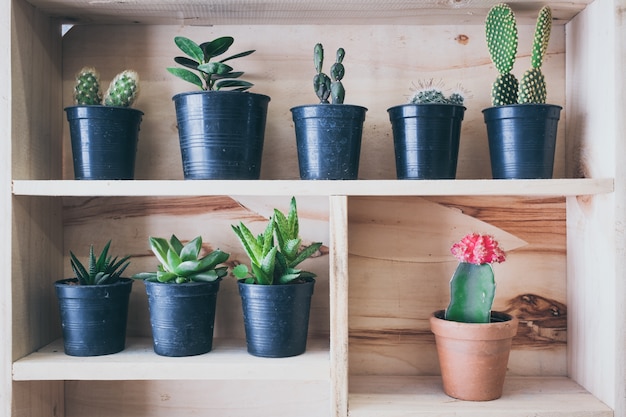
[[486, 3, 553, 106], [73, 66, 140, 108], [104, 70, 140, 107], [313, 43, 346, 104], [73, 67, 103, 105], [445, 233, 506, 323], [518, 6, 552, 104], [486, 4, 519, 106]]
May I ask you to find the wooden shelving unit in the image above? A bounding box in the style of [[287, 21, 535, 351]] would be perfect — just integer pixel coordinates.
[[4, 1, 625, 416]]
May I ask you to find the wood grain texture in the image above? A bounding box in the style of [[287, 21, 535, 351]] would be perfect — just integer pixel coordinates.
[[61, 23, 565, 181]]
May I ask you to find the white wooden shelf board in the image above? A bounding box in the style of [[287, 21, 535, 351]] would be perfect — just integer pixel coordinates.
[[11, 179, 614, 197], [12, 337, 330, 381], [348, 376, 613, 416]]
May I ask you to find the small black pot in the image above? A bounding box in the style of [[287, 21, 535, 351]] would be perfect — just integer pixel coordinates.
[[483, 104, 562, 179], [238, 278, 315, 358], [388, 103, 465, 179], [65, 106, 143, 180], [55, 278, 133, 356], [173, 91, 270, 180], [144, 279, 221, 357], [291, 104, 367, 180]]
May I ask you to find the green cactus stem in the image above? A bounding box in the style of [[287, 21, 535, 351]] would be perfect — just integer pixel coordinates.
[[330, 48, 345, 104], [519, 5, 551, 104], [445, 262, 496, 323], [486, 3, 519, 106], [73, 67, 103, 105], [103, 70, 140, 107], [313, 43, 346, 104], [408, 79, 466, 105]]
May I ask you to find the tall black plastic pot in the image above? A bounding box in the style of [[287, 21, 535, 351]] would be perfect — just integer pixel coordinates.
[[65, 106, 143, 180], [388, 103, 465, 179], [144, 279, 220, 357], [483, 104, 562, 179], [55, 278, 133, 356], [173, 91, 270, 180], [238, 278, 315, 358], [291, 104, 367, 180]]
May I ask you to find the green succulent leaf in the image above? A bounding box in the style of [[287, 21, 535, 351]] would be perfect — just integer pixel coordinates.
[[200, 36, 235, 59], [232, 264, 250, 279], [174, 36, 205, 63], [215, 80, 253, 91], [156, 270, 178, 283], [180, 236, 201, 262], [166, 68, 203, 89], [220, 49, 255, 63], [198, 62, 233, 76], [291, 242, 322, 268]]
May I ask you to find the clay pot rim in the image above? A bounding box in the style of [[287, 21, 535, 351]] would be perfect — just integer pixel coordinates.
[[430, 309, 519, 341]]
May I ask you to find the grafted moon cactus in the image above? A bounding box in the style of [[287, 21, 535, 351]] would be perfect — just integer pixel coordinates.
[[313, 43, 346, 104], [73, 67, 103, 105], [445, 233, 506, 323], [485, 3, 552, 106], [104, 70, 140, 107]]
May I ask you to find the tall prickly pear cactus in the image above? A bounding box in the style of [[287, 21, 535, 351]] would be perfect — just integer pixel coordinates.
[[445, 263, 496, 323], [330, 48, 345, 104], [518, 5, 552, 104], [486, 3, 519, 106], [73, 67, 103, 105], [312, 43, 346, 104], [104, 70, 140, 107]]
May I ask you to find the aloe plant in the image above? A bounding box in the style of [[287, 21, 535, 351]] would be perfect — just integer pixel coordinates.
[[231, 197, 323, 285], [69, 240, 130, 285], [167, 36, 255, 91], [132, 235, 229, 284], [73, 67, 140, 107]]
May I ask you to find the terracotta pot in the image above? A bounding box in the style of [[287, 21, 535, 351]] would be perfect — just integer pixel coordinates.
[[429, 309, 518, 401]]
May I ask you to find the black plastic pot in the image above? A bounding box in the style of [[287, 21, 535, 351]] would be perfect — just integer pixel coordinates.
[[173, 91, 270, 180], [291, 104, 367, 180], [238, 278, 315, 358], [144, 279, 220, 357], [55, 278, 133, 356], [483, 104, 562, 179], [65, 106, 143, 180], [388, 103, 465, 179]]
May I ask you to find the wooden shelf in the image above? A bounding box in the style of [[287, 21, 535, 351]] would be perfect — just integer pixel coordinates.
[[12, 337, 330, 381], [348, 376, 613, 416], [11, 178, 614, 197]]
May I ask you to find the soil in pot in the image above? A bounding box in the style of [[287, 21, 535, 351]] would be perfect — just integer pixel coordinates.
[[55, 278, 133, 356], [238, 278, 315, 358], [429, 309, 519, 401]]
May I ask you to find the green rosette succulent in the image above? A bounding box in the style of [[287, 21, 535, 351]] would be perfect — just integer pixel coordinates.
[[70, 240, 130, 285]]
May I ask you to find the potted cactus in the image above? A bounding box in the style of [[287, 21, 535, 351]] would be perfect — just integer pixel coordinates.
[[65, 67, 142, 180], [231, 197, 322, 357], [482, 4, 562, 179], [54, 240, 133, 356], [167, 36, 270, 180], [132, 235, 229, 357], [387, 79, 467, 179], [429, 233, 518, 401], [290, 44, 367, 180]]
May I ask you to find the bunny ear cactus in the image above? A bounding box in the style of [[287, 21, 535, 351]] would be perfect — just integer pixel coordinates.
[[232, 197, 323, 285], [167, 36, 255, 91], [103, 70, 140, 107], [132, 235, 230, 284], [445, 233, 506, 323], [486, 3, 553, 106], [313, 43, 346, 104], [486, 3, 519, 106], [74, 67, 103, 105], [518, 5, 552, 104]]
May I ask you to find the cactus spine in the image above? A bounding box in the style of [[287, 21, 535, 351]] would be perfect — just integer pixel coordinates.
[[486, 4, 552, 106], [73, 67, 103, 105], [408, 79, 466, 106], [73, 67, 140, 108], [313, 43, 346, 104], [104, 70, 140, 107]]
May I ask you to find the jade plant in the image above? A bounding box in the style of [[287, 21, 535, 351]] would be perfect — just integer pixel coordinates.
[[167, 36, 255, 91], [408, 79, 466, 106], [231, 197, 323, 285], [73, 67, 140, 107], [69, 240, 131, 285], [486, 3, 552, 106], [313, 43, 346, 104], [444, 233, 506, 323], [132, 235, 229, 284]]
